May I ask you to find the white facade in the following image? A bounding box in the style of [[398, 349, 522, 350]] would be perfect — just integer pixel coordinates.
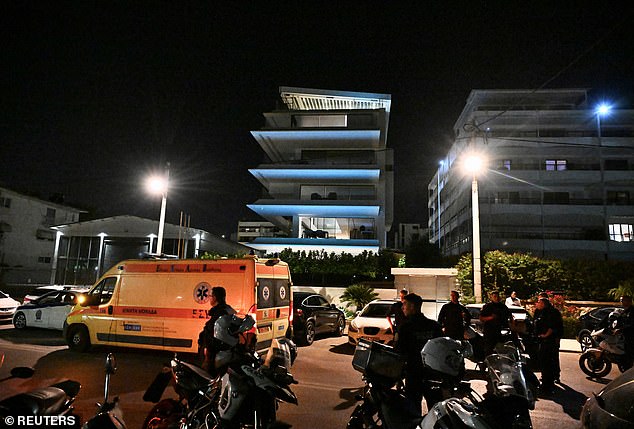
[[0, 187, 84, 284], [236, 220, 284, 243], [247, 87, 394, 255], [428, 89, 634, 260]]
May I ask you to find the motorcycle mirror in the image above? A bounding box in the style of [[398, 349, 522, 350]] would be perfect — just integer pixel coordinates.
[[105, 353, 117, 375], [238, 315, 256, 333], [10, 366, 35, 379]]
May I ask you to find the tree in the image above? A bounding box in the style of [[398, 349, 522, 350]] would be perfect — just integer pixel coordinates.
[[340, 284, 379, 311]]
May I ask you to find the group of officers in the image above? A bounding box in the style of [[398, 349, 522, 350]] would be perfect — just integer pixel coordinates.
[[196, 285, 634, 413]]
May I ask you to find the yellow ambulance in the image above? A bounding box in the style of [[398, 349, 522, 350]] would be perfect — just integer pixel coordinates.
[[64, 257, 293, 353]]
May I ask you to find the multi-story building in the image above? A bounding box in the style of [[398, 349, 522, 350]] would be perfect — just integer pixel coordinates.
[[429, 89, 634, 260], [0, 186, 84, 284], [395, 223, 425, 250], [246, 87, 394, 255]]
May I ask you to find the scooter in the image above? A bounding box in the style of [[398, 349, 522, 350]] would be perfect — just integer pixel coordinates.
[[82, 353, 127, 429], [579, 328, 633, 378], [0, 358, 81, 427]]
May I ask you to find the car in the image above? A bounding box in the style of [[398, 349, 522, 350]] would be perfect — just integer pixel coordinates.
[[293, 292, 346, 346], [348, 299, 399, 347], [577, 306, 623, 352], [580, 365, 634, 428], [13, 290, 80, 330], [22, 285, 86, 304], [0, 291, 20, 322], [466, 303, 533, 335]]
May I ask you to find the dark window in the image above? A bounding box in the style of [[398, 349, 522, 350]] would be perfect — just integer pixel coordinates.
[[38, 256, 52, 263], [90, 277, 117, 304], [305, 296, 321, 306], [608, 191, 630, 205], [604, 159, 629, 170], [543, 192, 570, 204]]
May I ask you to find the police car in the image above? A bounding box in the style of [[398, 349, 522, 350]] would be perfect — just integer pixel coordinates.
[[13, 290, 80, 330]]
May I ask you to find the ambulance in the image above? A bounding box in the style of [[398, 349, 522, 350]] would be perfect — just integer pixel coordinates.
[[64, 257, 293, 353]]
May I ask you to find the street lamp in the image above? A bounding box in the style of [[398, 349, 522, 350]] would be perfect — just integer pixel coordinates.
[[146, 163, 170, 255], [595, 103, 612, 138], [463, 154, 486, 303]]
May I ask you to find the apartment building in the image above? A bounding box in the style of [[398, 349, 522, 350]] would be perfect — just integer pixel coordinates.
[[428, 89, 634, 260], [246, 87, 394, 255]]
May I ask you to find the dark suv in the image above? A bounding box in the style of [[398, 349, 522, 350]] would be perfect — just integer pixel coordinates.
[[577, 306, 623, 351], [293, 292, 346, 346]]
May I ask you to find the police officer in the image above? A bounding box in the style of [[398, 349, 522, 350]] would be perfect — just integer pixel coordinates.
[[395, 293, 442, 414], [199, 286, 235, 373], [438, 290, 471, 340], [479, 291, 511, 356], [616, 295, 634, 365], [389, 288, 409, 332], [534, 297, 563, 395]]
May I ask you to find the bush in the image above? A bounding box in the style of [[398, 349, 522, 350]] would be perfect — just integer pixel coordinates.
[[562, 316, 581, 339]]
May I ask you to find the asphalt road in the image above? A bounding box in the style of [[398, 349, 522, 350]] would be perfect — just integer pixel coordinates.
[[0, 322, 621, 428]]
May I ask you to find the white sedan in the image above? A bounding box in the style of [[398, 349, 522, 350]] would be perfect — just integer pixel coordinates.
[[13, 290, 79, 330], [0, 290, 20, 322], [348, 299, 399, 346]]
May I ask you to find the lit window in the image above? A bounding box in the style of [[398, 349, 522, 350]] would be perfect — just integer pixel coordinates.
[[545, 160, 567, 171], [609, 224, 633, 242]]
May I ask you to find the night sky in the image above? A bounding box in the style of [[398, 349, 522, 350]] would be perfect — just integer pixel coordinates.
[[2, 3, 633, 238]]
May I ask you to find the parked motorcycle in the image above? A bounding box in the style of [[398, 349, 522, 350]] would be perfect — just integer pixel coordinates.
[[0, 358, 81, 428], [579, 328, 633, 378], [142, 313, 298, 429], [348, 337, 534, 429], [83, 353, 127, 429], [347, 337, 472, 429]]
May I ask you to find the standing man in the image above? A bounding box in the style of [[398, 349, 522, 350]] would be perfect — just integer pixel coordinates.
[[389, 289, 409, 332], [616, 295, 634, 365], [479, 291, 511, 356], [438, 290, 471, 340], [534, 297, 563, 395], [199, 286, 235, 373], [395, 293, 442, 414], [505, 291, 522, 307]]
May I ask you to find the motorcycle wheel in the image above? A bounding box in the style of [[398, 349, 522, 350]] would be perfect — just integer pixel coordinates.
[[141, 399, 185, 429], [577, 330, 595, 353], [579, 354, 612, 378]]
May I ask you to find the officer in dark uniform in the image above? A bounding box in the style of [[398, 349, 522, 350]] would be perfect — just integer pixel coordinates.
[[534, 297, 563, 395], [438, 290, 471, 340], [479, 291, 511, 356], [199, 286, 235, 374], [616, 295, 634, 365], [389, 288, 409, 333], [395, 293, 442, 414]]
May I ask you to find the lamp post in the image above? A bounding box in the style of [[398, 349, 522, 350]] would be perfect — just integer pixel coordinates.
[[595, 103, 611, 259], [595, 103, 611, 138], [146, 163, 170, 255], [437, 160, 443, 250], [464, 155, 484, 303]]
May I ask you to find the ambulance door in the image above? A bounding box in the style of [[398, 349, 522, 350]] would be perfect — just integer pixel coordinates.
[[256, 277, 275, 350], [85, 277, 119, 344], [271, 269, 291, 342], [113, 275, 166, 350]]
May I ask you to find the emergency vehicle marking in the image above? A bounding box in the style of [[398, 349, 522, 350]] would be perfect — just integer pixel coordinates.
[[124, 323, 142, 331], [262, 286, 270, 301], [194, 282, 211, 304], [279, 286, 286, 300]]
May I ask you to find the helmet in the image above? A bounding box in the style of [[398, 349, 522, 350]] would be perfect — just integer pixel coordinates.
[[421, 337, 465, 377], [214, 314, 255, 347]]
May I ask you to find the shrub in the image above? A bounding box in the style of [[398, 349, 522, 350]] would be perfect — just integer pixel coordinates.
[[340, 284, 379, 312]]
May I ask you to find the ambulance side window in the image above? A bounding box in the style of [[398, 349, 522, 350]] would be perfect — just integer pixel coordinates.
[[90, 277, 117, 304]]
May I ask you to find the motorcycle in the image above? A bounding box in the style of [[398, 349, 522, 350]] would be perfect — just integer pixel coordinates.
[[142, 313, 298, 429], [347, 337, 472, 429], [0, 358, 81, 428], [83, 353, 127, 429], [579, 327, 633, 378], [348, 337, 534, 429]]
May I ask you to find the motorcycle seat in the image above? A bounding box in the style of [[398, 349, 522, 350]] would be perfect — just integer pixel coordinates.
[[0, 386, 67, 416]]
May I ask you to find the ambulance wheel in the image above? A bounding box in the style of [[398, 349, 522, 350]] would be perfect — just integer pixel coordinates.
[[68, 325, 91, 352], [13, 312, 27, 329]]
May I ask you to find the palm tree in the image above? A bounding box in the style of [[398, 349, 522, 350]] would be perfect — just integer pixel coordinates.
[[340, 284, 379, 312]]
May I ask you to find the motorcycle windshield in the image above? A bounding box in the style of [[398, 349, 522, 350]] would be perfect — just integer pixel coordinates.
[[484, 354, 529, 400]]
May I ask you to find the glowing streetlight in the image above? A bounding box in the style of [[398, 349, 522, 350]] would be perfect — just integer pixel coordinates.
[[146, 163, 170, 255], [595, 103, 612, 138], [463, 154, 486, 303]]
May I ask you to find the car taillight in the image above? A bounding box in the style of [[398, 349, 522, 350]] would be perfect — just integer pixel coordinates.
[[296, 309, 303, 317], [289, 300, 294, 323]]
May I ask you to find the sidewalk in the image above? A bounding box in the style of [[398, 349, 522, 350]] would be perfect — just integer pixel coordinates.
[[560, 338, 581, 353]]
